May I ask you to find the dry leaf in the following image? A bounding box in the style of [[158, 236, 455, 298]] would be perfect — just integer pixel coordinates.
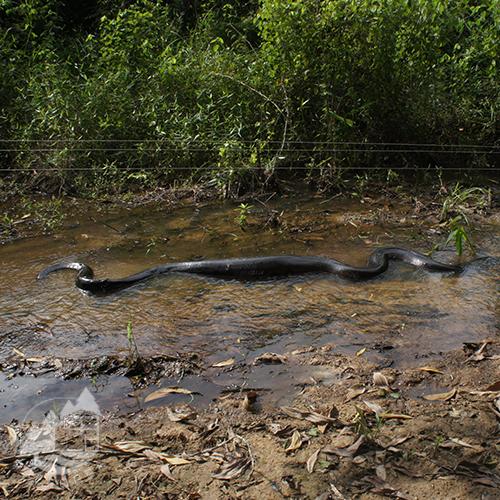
[[356, 348, 367, 357], [370, 485, 411, 499], [363, 400, 384, 416], [36, 483, 63, 493], [329, 431, 358, 449], [345, 386, 366, 402], [373, 372, 390, 388], [367, 476, 411, 499], [379, 413, 412, 420], [143, 449, 192, 465], [143, 448, 192, 465], [108, 441, 150, 454], [163, 456, 192, 466], [43, 459, 60, 484], [166, 405, 197, 422], [466, 341, 489, 362], [285, 430, 303, 452], [281, 406, 337, 425], [418, 366, 444, 375], [142, 449, 165, 462], [144, 387, 197, 403], [12, 348, 25, 358], [253, 352, 287, 365], [306, 448, 321, 473], [268, 423, 292, 437], [160, 464, 176, 481], [473, 477, 498, 487], [4, 425, 17, 445], [211, 358, 235, 368], [323, 435, 365, 458], [377, 435, 411, 449], [317, 423, 328, 434], [330, 483, 346, 499], [422, 388, 457, 401], [442, 438, 483, 452], [484, 380, 500, 392], [212, 456, 250, 480], [466, 390, 498, 396], [494, 397, 500, 416]]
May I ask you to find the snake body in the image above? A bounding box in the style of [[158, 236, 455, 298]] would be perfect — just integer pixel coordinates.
[[37, 247, 461, 295]]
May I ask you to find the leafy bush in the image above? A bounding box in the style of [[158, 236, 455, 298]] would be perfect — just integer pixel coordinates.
[[0, 0, 497, 196]]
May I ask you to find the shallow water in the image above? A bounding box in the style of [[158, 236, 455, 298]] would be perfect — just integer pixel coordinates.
[[0, 196, 498, 421]]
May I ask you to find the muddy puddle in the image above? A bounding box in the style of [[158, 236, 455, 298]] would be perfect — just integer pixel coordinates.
[[0, 195, 498, 422]]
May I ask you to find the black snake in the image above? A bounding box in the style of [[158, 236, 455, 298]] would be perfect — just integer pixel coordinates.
[[38, 247, 462, 295]]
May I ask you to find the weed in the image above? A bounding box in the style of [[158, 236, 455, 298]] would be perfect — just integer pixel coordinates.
[[440, 183, 490, 255], [440, 183, 491, 221], [235, 203, 253, 229], [146, 237, 158, 255], [445, 216, 473, 256], [353, 406, 383, 439], [386, 169, 399, 184], [20, 196, 64, 232], [351, 173, 370, 199], [126, 321, 142, 371], [432, 434, 446, 455], [0, 214, 15, 234]]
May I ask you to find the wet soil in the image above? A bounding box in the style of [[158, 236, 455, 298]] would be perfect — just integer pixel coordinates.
[[0, 341, 499, 498]]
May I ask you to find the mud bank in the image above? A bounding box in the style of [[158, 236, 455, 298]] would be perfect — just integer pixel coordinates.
[[1, 341, 499, 499]]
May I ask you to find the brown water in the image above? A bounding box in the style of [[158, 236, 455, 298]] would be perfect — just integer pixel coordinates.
[[1, 196, 498, 421]]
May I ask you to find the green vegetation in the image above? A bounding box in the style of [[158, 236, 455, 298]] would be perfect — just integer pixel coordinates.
[[353, 406, 383, 439], [126, 320, 142, 369], [439, 182, 491, 255], [0, 1, 497, 196], [235, 202, 253, 228], [20, 196, 64, 231]]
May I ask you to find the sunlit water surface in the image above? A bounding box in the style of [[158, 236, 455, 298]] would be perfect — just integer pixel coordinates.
[[1, 197, 498, 420]]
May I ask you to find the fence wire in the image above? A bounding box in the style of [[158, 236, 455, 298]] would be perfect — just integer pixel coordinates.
[[0, 140, 497, 172]]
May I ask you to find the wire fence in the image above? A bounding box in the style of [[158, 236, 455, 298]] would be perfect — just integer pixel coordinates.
[[0, 139, 497, 171], [0, 139, 497, 147]]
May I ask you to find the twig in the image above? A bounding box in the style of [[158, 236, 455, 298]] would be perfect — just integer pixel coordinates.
[[210, 72, 284, 118]]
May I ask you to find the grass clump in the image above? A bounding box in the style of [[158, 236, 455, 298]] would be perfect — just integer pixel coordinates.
[[439, 182, 491, 255]]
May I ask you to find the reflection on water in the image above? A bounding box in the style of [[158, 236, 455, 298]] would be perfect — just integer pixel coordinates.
[[0, 196, 498, 420]]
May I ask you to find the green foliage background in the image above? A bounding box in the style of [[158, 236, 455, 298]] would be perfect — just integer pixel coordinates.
[[0, 0, 497, 195]]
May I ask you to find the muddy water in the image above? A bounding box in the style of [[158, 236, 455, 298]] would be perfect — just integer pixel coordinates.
[[1, 196, 498, 421]]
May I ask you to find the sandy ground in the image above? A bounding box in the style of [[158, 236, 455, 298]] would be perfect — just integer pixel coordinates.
[[1, 339, 499, 499]]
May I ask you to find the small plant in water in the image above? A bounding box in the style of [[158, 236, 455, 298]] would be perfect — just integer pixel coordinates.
[[445, 215, 473, 256], [126, 321, 142, 371], [235, 203, 253, 229], [440, 183, 490, 256], [146, 237, 158, 255]]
